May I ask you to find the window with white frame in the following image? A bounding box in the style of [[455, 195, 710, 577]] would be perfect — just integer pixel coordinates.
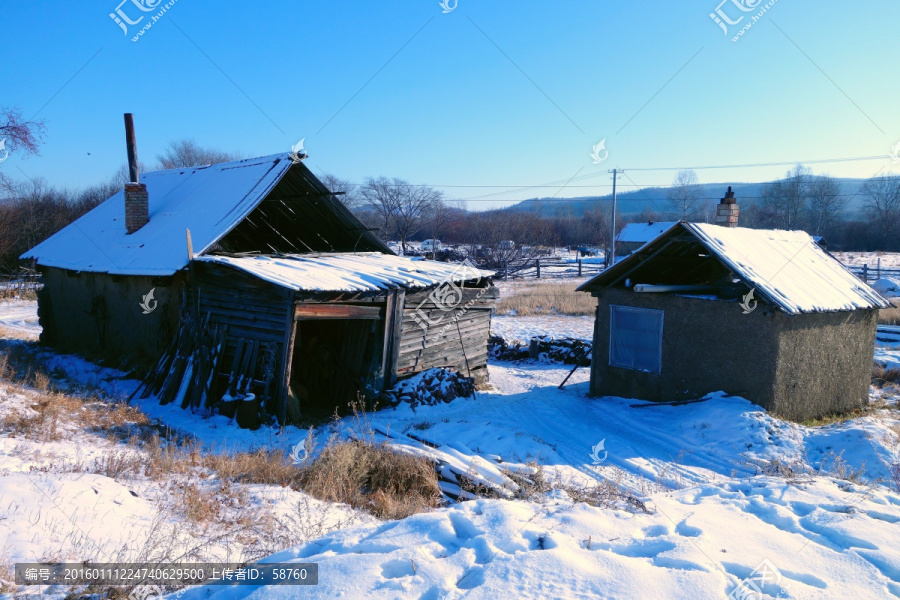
[[609, 305, 664, 374]]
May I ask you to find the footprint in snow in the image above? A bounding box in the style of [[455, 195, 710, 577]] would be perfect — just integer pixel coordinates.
[[641, 524, 670, 537], [448, 513, 481, 541], [675, 517, 702, 538], [380, 558, 416, 579]]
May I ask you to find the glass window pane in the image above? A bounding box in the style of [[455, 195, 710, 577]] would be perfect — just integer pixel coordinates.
[[609, 305, 664, 374]]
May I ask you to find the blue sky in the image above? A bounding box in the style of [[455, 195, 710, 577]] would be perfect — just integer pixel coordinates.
[[1, 0, 898, 209]]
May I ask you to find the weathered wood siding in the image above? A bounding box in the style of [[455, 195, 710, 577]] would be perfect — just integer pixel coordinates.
[[396, 286, 497, 383], [194, 263, 294, 345], [37, 266, 183, 367], [194, 262, 295, 407]]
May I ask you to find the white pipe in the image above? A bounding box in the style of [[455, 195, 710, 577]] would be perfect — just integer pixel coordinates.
[[633, 284, 717, 293]]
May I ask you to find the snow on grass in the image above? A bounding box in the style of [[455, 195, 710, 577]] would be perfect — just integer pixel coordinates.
[[491, 315, 594, 344], [177, 476, 900, 600], [0, 299, 40, 340], [0, 356, 370, 577], [4, 300, 900, 598], [833, 252, 900, 268], [170, 362, 900, 599]]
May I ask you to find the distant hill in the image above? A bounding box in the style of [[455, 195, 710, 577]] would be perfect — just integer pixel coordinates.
[[508, 178, 873, 219]]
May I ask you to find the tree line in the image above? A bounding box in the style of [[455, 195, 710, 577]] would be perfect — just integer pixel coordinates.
[[0, 139, 244, 272], [1, 122, 898, 272]]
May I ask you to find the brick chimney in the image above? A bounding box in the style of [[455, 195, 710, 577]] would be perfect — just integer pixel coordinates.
[[123, 113, 149, 234], [715, 186, 739, 228]]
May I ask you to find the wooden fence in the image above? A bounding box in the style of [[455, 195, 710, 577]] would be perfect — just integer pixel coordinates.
[[0, 271, 41, 298], [846, 263, 900, 284], [496, 255, 900, 284], [490, 257, 606, 280]]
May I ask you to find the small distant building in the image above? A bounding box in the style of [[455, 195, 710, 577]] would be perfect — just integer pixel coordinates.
[[615, 221, 677, 256], [577, 191, 889, 421]]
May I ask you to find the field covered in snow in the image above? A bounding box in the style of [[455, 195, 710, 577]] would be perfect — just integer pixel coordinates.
[[833, 252, 900, 268], [1, 298, 900, 599]]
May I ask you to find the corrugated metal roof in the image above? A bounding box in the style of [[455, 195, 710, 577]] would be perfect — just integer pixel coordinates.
[[579, 222, 891, 315], [21, 154, 294, 276], [685, 223, 889, 314], [198, 253, 494, 293]]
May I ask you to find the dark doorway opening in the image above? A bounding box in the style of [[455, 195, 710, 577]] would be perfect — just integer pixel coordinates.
[[289, 318, 385, 420]]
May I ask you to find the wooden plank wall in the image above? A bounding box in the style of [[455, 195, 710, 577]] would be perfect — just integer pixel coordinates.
[[194, 264, 295, 406], [396, 286, 497, 383], [195, 265, 294, 344]]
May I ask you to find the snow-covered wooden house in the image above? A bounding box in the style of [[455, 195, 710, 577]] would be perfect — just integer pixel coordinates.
[[577, 221, 890, 421], [22, 144, 495, 423]]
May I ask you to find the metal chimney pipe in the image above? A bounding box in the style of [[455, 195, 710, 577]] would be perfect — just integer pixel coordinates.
[[124, 113, 139, 183]]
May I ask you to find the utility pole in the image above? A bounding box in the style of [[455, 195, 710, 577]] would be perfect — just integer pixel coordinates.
[[609, 169, 621, 267]]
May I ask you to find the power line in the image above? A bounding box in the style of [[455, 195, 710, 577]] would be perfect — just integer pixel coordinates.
[[333, 154, 896, 201], [623, 154, 892, 172]]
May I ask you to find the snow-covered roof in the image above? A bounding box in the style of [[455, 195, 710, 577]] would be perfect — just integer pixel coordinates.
[[580, 222, 891, 315], [686, 223, 889, 314], [616, 221, 678, 244], [21, 154, 294, 276], [198, 253, 494, 293]]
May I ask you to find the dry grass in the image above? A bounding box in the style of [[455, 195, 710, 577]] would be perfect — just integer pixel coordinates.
[[872, 365, 900, 389], [879, 300, 900, 325], [0, 356, 374, 577], [746, 450, 870, 485], [299, 440, 441, 520], [0, 287, 37, 301], [202, 448, 301, 486], [496, 281, 595, 317], [175, 481, 223, 524]]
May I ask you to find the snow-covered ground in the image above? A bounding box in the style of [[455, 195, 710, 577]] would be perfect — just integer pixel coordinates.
[[0, 298, 40, 340], [2, 299, 900, 599], [491, 315, 594, 343], [180, 365, 900, 600], [833, 252, 900, 268], [874, 278, 900, 299], [490, 278, 595, 342], [876, 327, 900, 371]]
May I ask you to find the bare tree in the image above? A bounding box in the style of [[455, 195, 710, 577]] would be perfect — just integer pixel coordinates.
[[861, 174, 900, 248], [156, 139, 242, 169], [421, 199, 468, 257], [0, 107, 47, 190], [1, 178, 78, 269], [320, 173, 363, 212], [761, 165, 811, 229], [359, 178, 443, 253], [665, 170, 702, 221], [806, 175, 846, 237]]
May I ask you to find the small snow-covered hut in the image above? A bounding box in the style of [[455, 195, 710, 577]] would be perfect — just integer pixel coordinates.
[[577, 221, 890, 421], [615, 221, 677, 257], [22, 134, 496, 423]]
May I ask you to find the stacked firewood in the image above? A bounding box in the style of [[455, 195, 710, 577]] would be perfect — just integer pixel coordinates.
[[136, 312, 227, 410]]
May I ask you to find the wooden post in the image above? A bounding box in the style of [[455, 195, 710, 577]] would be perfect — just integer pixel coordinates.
[[278, 316, 298, 425], [862, 264, 868, 283], [877, 258, 881, 280], [536, 259, 541, 279], [385, 290, 405, 387], [578, 258, 582, 277], [185, 228, 194, 260]]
